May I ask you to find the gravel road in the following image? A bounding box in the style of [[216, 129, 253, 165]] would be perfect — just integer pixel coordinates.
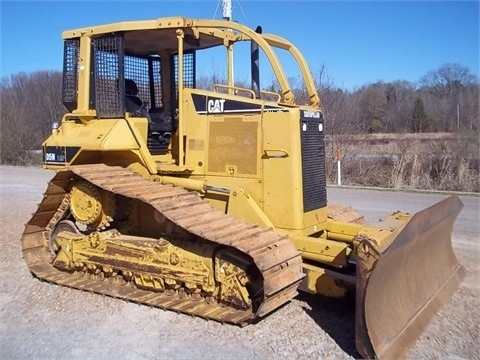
[[1, 165, 478, 360]]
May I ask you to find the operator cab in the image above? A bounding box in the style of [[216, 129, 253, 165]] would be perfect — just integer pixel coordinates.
[[61, 29, 198, 155], [60, 18, 320, 160]]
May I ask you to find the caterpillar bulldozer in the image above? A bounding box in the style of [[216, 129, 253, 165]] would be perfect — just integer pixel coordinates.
[[21, 17, 465, 359]]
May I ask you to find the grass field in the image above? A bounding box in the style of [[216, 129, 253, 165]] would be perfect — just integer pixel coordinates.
[[325, 132, 479, 192]]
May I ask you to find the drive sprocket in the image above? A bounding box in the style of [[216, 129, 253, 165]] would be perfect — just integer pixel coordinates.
[[69, 180, 114, 230]]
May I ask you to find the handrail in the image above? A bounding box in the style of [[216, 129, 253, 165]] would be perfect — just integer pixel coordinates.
[[213, 84, 256, 99], [259, 90, 281, 102]]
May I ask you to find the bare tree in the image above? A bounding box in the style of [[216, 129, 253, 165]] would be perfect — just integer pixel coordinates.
[[0, 71, 65, 165], [383, 81, 417, 132], [420, 63, 478, 132], [357, 82, 388, 133], [411, 97, 429, 133]]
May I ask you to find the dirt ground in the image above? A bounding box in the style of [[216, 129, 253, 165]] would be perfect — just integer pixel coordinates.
[[0, 165, 478, 360]]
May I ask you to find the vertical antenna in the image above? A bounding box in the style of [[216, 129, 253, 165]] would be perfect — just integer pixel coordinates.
[[221, 0, 234, 90], [222, 0, 232, 21]]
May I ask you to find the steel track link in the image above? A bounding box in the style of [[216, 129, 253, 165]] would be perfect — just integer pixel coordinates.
[[21, 164, 304, 325]]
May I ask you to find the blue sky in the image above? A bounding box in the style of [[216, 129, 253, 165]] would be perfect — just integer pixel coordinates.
[[1, 0, 479, 90]]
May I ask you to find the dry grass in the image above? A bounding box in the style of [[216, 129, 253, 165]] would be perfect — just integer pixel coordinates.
[[326, 133, 479, 192]]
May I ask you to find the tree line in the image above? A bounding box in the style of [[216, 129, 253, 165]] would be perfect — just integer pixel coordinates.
[[1, 63, 478, 190], [313, 62, 479, 135], [1, 71, 65, 165]]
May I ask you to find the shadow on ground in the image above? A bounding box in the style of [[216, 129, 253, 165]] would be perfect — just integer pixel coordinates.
[[296, 291, 361, 358]]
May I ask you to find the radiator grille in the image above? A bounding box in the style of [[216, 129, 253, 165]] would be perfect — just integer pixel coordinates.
[[300, 113, 327, 212]]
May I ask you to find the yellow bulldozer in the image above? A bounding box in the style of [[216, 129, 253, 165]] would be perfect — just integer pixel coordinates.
[[21, 17, 464, 359]]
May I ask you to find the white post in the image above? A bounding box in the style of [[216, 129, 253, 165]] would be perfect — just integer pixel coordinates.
[[337, 148, 342, 186]]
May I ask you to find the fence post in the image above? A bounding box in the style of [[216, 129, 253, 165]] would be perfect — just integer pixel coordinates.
[[337, 148, 342, 186]]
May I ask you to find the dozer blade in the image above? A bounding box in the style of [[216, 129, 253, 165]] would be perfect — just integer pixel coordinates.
[[355, 195, 465, 359]]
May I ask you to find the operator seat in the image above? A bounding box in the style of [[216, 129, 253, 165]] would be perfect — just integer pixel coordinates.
[[125, 79, 143, 115]]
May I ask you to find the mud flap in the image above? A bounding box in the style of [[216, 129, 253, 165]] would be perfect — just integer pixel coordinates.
[[355, 195, 465, 359]]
